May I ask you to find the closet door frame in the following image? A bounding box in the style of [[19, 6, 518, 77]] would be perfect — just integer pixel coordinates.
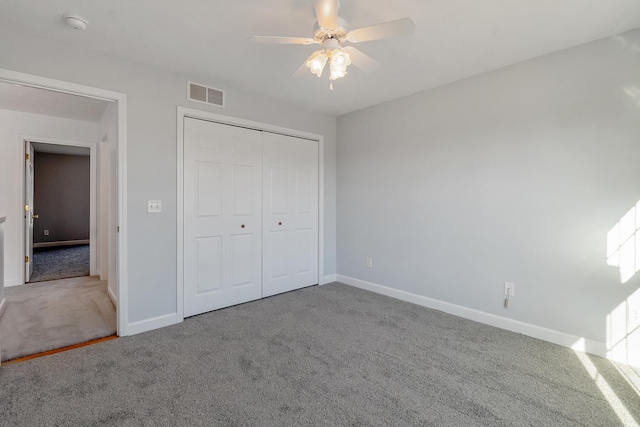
[[176, 107, 325, 323]]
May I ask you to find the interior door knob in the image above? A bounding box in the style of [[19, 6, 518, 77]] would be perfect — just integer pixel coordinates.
[[32, 214, 39, 219]]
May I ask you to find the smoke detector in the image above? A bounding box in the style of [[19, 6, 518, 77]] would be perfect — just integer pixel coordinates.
[[65, 14, 89, 30]]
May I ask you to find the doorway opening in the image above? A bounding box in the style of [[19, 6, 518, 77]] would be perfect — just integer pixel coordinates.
[[0, 69, 128, 364], [26, 142, 93, 284]]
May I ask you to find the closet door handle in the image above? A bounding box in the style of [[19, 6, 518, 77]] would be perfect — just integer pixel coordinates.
[[241, 224, 245, 228], [278, 222, 282, 226]]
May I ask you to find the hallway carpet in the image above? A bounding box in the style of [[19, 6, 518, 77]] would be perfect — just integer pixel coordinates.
[[0, 276, 116, 362], [30, 244, 90, 283], [0, 283, 638, 425]]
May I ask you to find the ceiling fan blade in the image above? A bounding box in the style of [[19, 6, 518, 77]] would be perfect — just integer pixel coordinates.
[[346, 18, 416, 43], [292, 50, 324, 77], [249, 36, 317, 45], [314, 0, 338, 30], [342, 46, 380, 73]]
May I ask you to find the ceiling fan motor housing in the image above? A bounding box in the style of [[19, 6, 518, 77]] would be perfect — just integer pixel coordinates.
[[323, 38, 340, 50], [313, 17, 348, 43]]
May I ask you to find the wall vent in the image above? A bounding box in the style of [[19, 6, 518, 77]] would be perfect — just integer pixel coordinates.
[[187, 81, 225, 108]]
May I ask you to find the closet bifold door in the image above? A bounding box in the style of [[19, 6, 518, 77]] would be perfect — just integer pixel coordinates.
[[262, 132, 319, 298], [183, 118, 263, 317]]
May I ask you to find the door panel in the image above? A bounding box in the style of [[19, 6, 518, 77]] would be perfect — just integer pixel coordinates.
[[268, 230, 288, 279], [24, 142, 34, 282], [263, 132, 318, 297], [231, 233, 255, 287], [270, 168, 288, 214], [196, 236, 222, 293], [184, 118, 262, 317], [295, 171, 313, 214], [232, 138, 254, 155], [196, 132, 223, 152], [232, 165, 255, 216], [196, 162, 222, 217], [295, 228, 314, 274]]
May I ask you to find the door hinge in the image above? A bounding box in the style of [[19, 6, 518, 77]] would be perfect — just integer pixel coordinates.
[[25, 153, 29, 160], [117, 226, 120, 233], [25, 255, 29, 263]]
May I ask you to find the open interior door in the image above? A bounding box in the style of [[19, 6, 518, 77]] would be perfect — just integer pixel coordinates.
[[24, 141, 34, 283]]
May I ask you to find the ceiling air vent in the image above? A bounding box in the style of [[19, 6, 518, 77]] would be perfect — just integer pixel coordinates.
[[187, 81, 225, 108]]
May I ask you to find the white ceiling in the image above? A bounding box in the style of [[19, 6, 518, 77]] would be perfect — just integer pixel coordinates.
[[0, 81, 110, 122], [1, 0, 639, 116]]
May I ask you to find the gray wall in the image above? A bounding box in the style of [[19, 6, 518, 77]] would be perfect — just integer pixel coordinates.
[[98, 102, 118, 299], [0, 25, 336, 325], [33, 153, 90, 244], [337, 29, 640, 347]]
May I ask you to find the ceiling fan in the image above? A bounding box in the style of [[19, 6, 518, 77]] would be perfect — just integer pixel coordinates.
[[249, 0, 415, 89]]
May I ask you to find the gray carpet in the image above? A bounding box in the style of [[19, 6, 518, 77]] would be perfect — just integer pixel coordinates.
[[0, 283, 638, 426], [1, 276, 116, 362], [30, 244, 90, 283]]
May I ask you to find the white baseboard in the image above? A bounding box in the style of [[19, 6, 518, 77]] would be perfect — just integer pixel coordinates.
[[107, 286, 117, 309], [321, 274, 337, 285], [126, 312, 179, 336], [4, 281, 21, 287], [336, 275, 614, 363], [0, 297, 6, 320]]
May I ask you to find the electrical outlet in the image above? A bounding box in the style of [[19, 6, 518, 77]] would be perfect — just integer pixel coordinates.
[[366, 257, 373, 268], [630, 306, 640, 324], [504, 282, 515, 297], [44, 229, 49, 236]]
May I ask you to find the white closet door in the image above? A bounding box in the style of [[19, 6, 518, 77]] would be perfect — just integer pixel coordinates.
[[183, 118, 263, 317], [263, 132, 319, 297]]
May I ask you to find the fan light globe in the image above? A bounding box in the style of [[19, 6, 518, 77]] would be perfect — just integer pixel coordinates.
[[330, 65, 347, 80], [329, 49, 351, 80], [306, 52, 329, 77]]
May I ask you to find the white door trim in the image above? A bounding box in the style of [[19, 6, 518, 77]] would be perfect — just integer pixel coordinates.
[[21, 135, 98, 277], [0, 68, 129, 336], [176, 106, 325, 322]]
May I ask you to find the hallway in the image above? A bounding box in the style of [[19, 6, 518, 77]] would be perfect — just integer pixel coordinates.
[[0, 275, 115, 362]]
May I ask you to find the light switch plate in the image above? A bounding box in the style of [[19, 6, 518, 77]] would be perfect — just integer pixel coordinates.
[[504, 282, 515, 296], [147, 200, 162, 213]]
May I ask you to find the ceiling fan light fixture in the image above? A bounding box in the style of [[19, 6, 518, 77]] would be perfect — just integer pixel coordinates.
[[251, 0, 415, 89], [329, 49, 351, 80], [306, 52, 329, 77], [329, 64, 347, 80]]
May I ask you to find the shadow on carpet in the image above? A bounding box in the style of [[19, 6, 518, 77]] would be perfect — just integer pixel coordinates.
[[29, 244, 89, 283], [0, 276, 116, 362]]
